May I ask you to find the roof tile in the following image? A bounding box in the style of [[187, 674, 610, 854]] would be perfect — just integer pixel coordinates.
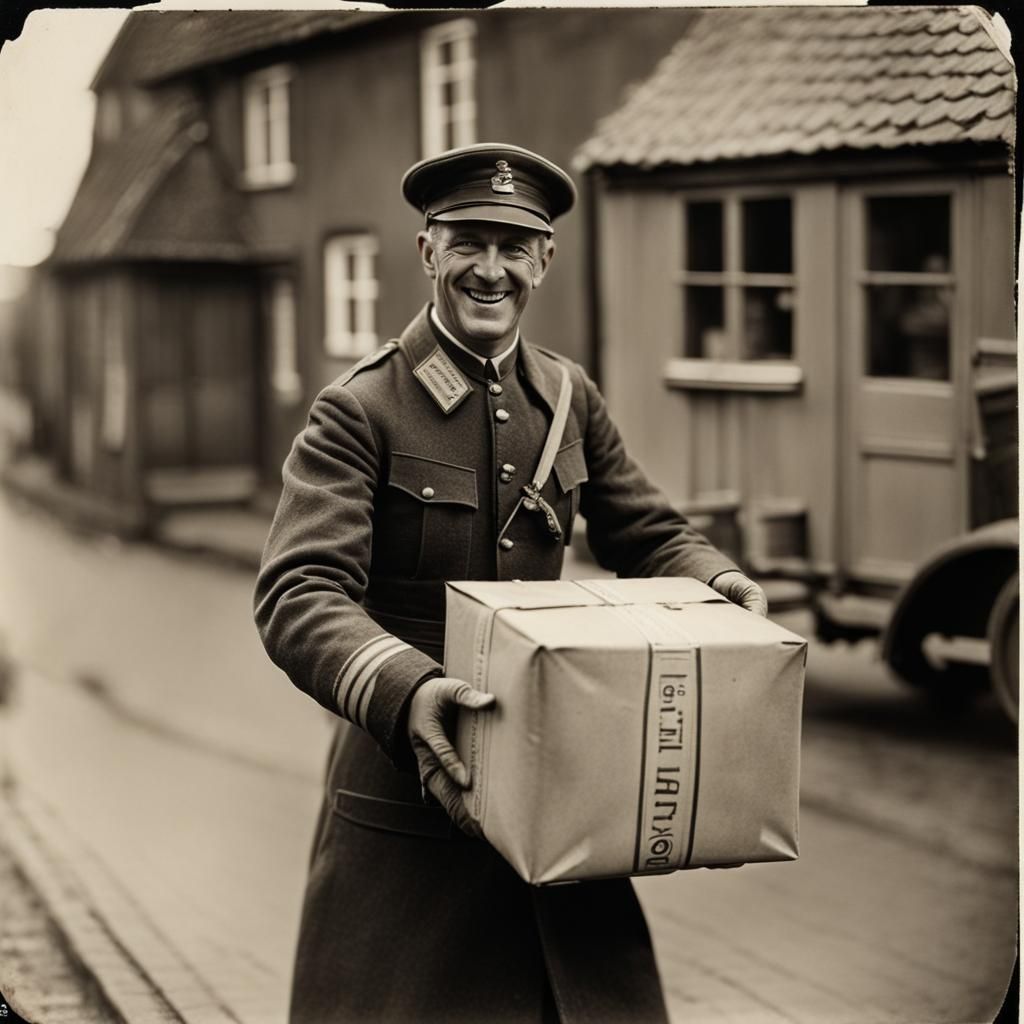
[[576, 7, 1014, 170]]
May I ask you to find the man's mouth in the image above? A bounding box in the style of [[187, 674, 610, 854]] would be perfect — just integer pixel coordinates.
[[465, 289, 509, 305]]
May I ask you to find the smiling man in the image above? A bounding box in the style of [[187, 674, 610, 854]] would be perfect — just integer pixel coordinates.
[[255, 143, 766, 1024]]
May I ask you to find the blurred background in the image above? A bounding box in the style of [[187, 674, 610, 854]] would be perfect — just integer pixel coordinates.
[[0, 6, 1018, 1024]]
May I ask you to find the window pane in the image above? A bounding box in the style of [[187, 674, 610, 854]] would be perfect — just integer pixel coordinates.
[[866, 284, 951, 380], [683, 286, 725, 358], [867, 195, 950, 272], [438, 39, 455, 67], [743, 287, 793, 360], [743, 198, 792, 274], [685, 202, 723, 272]]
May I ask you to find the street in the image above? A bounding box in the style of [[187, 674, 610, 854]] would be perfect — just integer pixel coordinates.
[[0, 490, 1016, 1024]]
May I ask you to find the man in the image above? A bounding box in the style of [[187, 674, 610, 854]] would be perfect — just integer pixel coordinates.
[[254, 143, 767, 1023]]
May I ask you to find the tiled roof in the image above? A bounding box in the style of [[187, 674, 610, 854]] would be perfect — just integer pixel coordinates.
[[52, 95, 251, 264], [94, 11, 389, 87], [575, 7, 1015, 170]]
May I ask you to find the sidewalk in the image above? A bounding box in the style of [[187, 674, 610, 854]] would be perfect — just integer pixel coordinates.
[[2, 669, 324, 1024]]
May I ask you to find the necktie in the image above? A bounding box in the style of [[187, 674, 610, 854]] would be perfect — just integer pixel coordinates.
[[484, 359, 500, 381]]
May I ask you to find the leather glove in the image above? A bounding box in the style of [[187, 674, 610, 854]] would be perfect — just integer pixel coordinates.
[[407, 677, 496, 838], [709, 570, 768, 617]]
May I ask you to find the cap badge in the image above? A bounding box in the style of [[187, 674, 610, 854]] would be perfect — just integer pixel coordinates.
[[490, 160, 515, 195]]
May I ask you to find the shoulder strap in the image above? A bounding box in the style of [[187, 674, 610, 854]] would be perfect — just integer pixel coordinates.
[[531, 364, 572, 490], [336, 340, 399, 387], [512, 364, 573, 542]]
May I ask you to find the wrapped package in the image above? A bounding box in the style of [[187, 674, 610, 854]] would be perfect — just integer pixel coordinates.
[[447, 577, 805, 885]]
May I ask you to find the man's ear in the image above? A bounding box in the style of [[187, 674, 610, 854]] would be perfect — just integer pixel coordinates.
[[417, 230, 437, 281], [532, 237, 555, 289]]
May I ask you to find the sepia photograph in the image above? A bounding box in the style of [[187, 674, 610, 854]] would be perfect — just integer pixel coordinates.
[[0, 3, 1017, 1022]]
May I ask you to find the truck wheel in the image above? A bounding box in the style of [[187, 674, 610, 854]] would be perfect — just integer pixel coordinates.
[[988, 573, 1019, 724]]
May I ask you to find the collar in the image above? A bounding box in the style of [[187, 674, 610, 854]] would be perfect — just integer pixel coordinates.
[[429, 304, 519, 376], [398, 304, 562, 418]]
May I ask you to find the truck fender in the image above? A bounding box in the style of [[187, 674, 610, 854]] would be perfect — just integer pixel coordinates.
[[881, 519, 1018, 690]]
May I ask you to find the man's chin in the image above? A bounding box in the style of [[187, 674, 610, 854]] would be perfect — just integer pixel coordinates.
[[453, 312, 515, 345]]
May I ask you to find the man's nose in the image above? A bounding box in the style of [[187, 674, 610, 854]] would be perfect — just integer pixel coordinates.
[[473, 246, 506, 284]]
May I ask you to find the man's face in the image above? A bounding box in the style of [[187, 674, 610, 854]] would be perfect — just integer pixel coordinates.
[[417, 221, 554, 354]]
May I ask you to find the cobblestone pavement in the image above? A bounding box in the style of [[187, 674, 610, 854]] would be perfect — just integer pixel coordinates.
[[0, 838, 120, 1024]]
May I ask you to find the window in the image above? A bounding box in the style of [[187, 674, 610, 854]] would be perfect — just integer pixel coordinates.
[[679, 195, 795, 361], [243, 65, 294, 188], [324, 235, 379, 358], [420, 19, 476, 157], [268, 277, 301, 404], [863, 194, 952, 381]]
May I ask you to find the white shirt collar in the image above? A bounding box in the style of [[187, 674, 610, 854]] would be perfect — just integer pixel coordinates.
[[430, 305, 519, 374]]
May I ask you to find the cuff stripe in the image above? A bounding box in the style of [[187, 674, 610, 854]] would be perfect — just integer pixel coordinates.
[[351, 642, 411, 730], [334, 635, 392, 706], [336, 635, 411, 726], [335, 635, 400, 714]]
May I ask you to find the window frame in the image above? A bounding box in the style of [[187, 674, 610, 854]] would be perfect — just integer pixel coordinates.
[[857, 187, 957, 384], [666, 187, 802, 393], [323, 233, 380, 359], [420, 19, 477, 158], [242, 64, 295, 189]]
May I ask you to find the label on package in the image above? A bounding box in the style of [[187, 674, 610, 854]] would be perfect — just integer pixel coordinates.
[[619, 605, 701, 873]]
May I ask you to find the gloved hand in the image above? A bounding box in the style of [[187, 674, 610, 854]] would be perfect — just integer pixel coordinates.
[[709, 570, 768, 617], [407, 677, 496, 837]]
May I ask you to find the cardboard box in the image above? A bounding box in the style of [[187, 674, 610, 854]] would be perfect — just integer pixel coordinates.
[[447, 577, 805, 885]]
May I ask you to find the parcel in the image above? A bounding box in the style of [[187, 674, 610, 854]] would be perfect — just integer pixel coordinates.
[[447, 577, 806, 885]]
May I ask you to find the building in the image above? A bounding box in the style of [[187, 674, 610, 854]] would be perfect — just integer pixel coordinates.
[[575, 6, 1016, 610], [29, 8, 696, 531]]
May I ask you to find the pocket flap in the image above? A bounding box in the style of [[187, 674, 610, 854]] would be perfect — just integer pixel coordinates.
[[388, 452, 478, 508], [553, 439, 589, 493]]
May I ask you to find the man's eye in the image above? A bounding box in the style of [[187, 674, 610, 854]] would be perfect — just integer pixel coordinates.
[[505, 244, 529, 257], [451, 239, 480, 253]]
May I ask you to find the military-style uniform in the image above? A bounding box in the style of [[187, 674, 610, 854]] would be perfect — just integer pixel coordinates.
[[254, 303, 739, 1023]]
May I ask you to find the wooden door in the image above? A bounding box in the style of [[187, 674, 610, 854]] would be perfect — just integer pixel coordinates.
[[840, 182, 969, 587], [141, 272, 258, 472]]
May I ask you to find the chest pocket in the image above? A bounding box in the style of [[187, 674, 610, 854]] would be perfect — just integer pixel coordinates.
[[387, 452, 478, 580], [552, 439, 589, 541]]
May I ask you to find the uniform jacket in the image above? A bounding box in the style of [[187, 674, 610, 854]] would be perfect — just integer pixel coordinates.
[[254, 304, 739, 1023]]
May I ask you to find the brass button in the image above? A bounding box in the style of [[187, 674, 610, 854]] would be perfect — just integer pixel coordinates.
[[499, 538, 515, 551], [495, 409, 510, 423], [421, 486, 435, 499], [489, 383, 503, 396], [502, 463, 516, 475], [500, 473, 512, 484]]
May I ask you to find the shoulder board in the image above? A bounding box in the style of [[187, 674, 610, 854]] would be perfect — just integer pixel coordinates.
[[336, 340, 400, 387], [530, 342, 571, 366]]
